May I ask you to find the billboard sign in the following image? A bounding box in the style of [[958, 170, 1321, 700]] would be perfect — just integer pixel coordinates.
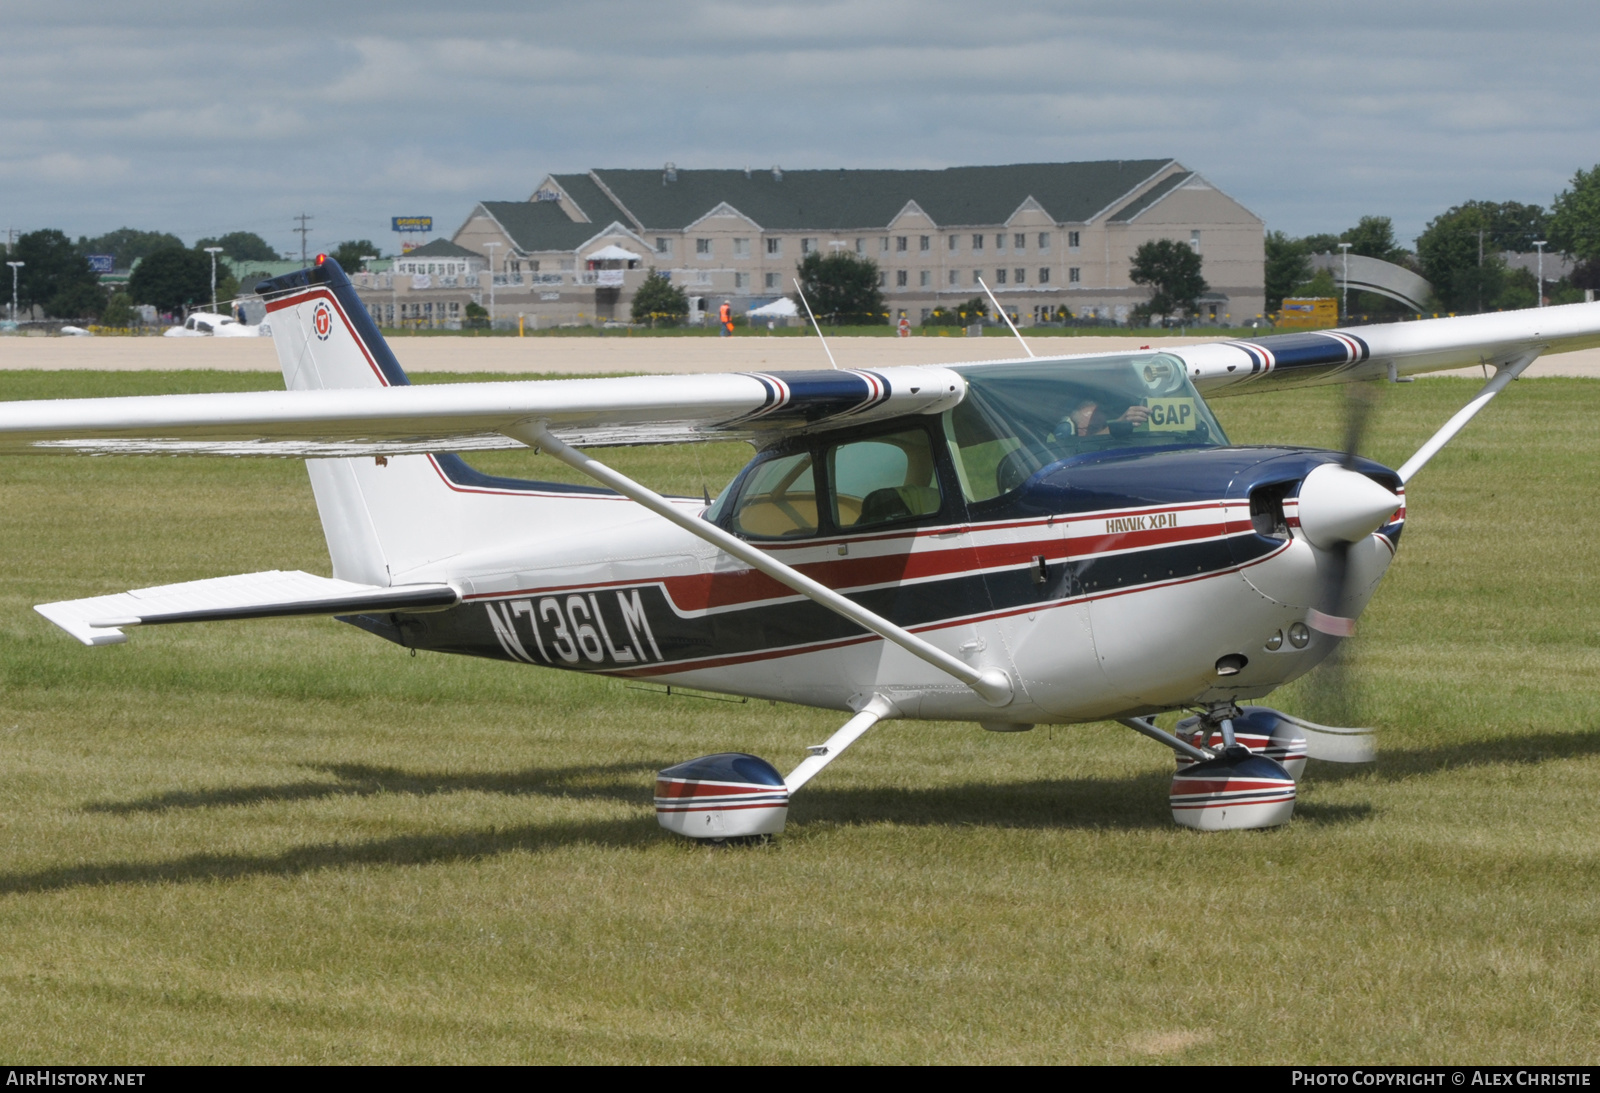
[[391, 216, 433, 233], [87, 254, 115, 274], [1276, 297, 1338, 329]]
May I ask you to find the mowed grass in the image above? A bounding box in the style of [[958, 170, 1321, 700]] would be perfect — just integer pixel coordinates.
[[0, 369, 1596, 1063]]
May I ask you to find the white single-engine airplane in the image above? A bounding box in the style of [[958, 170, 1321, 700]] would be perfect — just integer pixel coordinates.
[[6, 256, 1598, 837]]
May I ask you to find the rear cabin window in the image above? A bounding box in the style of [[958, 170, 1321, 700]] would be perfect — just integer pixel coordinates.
[[730, 451, 818, 539], [827, 429, 942, 530]]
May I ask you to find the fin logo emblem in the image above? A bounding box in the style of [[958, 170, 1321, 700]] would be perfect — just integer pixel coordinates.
[[312, 301, 333, 341]]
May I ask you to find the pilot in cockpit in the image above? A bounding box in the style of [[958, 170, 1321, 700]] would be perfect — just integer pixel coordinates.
[[1057, 393, 1152, 439]]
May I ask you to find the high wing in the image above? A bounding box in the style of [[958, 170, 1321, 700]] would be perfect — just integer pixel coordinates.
[[0, 257, 1594, 457]]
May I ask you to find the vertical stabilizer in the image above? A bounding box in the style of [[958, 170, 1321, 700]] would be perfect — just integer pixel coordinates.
[[256, 257, 410, 585]]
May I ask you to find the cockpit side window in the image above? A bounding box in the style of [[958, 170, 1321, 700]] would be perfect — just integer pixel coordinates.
[[827, 428, 943, 530], [729, 451, 818, 539]]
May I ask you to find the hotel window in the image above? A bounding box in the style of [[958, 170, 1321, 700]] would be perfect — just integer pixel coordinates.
[[996, 269, 1007, 284], [996, 234, 1006, 251], [1191, 230, 1201, 251], [1014, 233, 1026, 250], [948, 270, 960, 286], [733, 238, 750, 257], [948, 235, 959, 252], [734, 272, 748, 289], [449, 302, 460, 316], [920, 270, 930, 287], [801, 238, 816, 254], [879, 271, 888, 286], [1038, 232, 1050, 249], [766, 237, 781, 256], [656, 237, 673, 255], [919, 235, 930, 252], [1068, 231, 1081, 249], [856, 238, 865, 254], [973, 270, 984, 284], [1069, 267, 1081, 283], [896, 270, 908, 287], [1039, 268, 1050, 283], [972, 234, 984, 251], [765, 272, 779, 289], [896, 236, 908, 252], [696, 238, 712, 256], [880, 237, 890, 253]]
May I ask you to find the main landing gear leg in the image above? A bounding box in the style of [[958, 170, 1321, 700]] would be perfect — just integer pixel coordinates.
[[654, 696, 896, 842]]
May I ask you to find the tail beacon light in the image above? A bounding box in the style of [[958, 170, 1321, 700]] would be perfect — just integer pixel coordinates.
[[1296, 464, 1400, 550], [655, 753, 789, 839]]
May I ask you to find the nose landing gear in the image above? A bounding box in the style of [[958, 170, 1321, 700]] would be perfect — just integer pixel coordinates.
[[1167, 703, 1297, 831]]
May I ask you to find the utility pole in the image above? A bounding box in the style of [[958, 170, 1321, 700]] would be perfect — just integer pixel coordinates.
[[204, 246, 223, 313], [293, 213, 314, 265], [6, 261, 22, 323], [1338, 242, 1352, 320], [1534, 240, 1548, 307], [485, 241, 501, 328]]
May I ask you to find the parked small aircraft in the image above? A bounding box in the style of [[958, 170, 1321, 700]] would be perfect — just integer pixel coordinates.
[[4, 256, 1596, 836]]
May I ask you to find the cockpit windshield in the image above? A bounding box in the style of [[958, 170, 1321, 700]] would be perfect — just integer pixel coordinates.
[[943, 353, 1227, 503]]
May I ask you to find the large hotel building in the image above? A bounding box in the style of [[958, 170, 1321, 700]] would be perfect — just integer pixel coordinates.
[[352, 160, 1265, 327]]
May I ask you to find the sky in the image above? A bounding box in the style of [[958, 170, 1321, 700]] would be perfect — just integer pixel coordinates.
[[2, 0, 1596, 257]]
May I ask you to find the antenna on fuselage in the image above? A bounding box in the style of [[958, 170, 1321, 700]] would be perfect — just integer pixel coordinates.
[[977, 276, 1035, 358], [792, 277, 839, 371]]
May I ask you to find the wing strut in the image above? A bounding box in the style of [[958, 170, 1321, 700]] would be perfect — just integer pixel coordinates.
[[1396, 348, 1542, 484], [508, 422, 1015, 707]]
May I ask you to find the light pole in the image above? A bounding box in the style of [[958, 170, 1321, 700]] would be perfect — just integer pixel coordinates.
[[1337, 242, 1352, 320], [484, 241, 501, 328], [203, 246, 223, 314], [6, 261, 21, 323], [1534, 240, 1548, 307]]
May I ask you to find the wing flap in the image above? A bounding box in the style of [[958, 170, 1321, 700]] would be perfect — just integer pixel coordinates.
[[35, 570, 459, 646]]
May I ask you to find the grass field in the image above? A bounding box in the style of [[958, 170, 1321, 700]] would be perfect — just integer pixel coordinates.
[[0, 369, 1597, 1063]]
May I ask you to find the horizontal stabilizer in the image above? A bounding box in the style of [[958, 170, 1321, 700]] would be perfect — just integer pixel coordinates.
[[35, 570, 458, 646]]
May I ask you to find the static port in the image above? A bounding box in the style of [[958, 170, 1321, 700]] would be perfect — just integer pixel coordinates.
[[1288, 622, 1311, 648], [1265, 630, 1284, 651]]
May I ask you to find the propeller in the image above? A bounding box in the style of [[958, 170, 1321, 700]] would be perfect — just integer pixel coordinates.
[[1294, 382, 1394, 732]]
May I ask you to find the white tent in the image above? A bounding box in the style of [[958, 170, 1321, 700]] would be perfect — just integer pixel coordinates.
[[748, 297, 799, 318], [586, 244, 642, 262]]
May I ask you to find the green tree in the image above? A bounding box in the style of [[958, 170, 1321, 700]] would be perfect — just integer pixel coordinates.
[[195, 231, 279, 262], [101, 293, 136, 328], [1340, 216, 1408, 263], [1417, 204, 1506, 312], [1264, 231, 1311, 311], [330, 240, 383, 271], [1549, 165, 1600, 262], [462, 301, 489, 330], [630, 270, 688, 326], [76, 228, 185, 269], [129, 246, 212, 315], [1129, 239, 1207, 320], [13, 229, 102, 317], [793, 251, 885, 325], [924, 296, 990, 326]]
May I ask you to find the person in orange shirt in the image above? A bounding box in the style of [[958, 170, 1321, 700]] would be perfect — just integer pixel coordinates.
[[719, 300, 733, 336]]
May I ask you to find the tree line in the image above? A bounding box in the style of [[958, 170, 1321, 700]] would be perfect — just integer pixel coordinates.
[[3, 229, 383, 325], [1267, 164, 1600, 316]]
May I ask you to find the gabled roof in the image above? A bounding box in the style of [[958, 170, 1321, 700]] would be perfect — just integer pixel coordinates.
[[399, 237, 482, 260], [548, 173, 625, 225], [478, 200, 610, 254], [1108, 171, 1194, 222], [583, 160, 1177, 230]]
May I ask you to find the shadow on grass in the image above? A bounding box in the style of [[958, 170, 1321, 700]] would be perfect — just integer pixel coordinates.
[[1309, 726, 1600, 784], [23, 766, 1390, 896], [83, 760, 667, 814]]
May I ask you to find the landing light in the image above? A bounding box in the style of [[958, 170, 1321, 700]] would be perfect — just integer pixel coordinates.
[[1287, 622, 1310, 649], [1265, 630, 1284, 651]]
